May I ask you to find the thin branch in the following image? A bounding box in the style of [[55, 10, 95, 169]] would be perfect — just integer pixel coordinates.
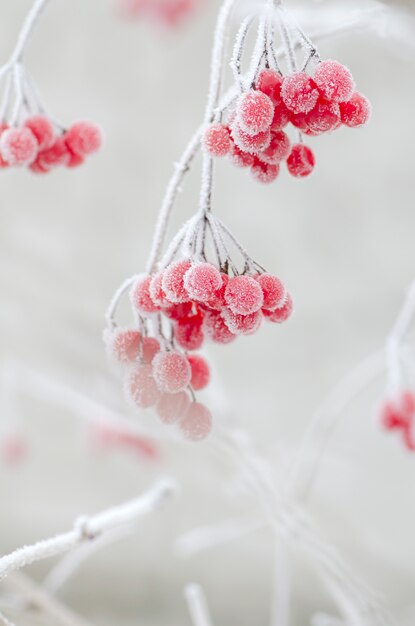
[[184, 584, 214, 626]]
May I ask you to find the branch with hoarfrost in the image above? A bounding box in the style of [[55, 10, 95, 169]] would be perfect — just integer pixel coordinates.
[[0, 478, 177, 582], [184, 584, 214, 626]]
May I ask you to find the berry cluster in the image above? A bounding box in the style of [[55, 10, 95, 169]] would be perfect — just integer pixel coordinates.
[[380, 390, 415, 452], [203, 61, 370, 184], [0, 117, 102, 173]]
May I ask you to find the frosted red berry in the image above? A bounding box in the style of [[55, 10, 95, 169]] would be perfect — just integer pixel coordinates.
[[314, 60, 355, 103], [225, 275, 264, 315], [163, 301, 193, 320], [203, 124, 231, 157], [152, 350, 191, 393], [256, 69, 283, 106], [37, 137, 70, 169], [204, 273, 228, 310], [306, 98, 340, 134], [0, 128, 38, 166], [131, 275, 159, 314], [24, 115, 55, 151], [237, 90, 274, 135], [175, 313, 204, 350], [259, 130, 290, 165], [286, 144, 315, 178], [187, 354, 210, 390], [339, 92, 371, 128], [64, 122, 102, 157], [106, 328, 141, 363], [203, 309, 236, 344], [228, 143, 255, 168], [251, 159, 280, 184], [141, 336, 161, 364], [179, 402, 212, 442], [232, 124, 271, 154], [265, 293, 293, 323], [126, 363, 161, 408], [281, 72, 319, 114], [162, 260, 192, 303], [222, 308, 262, 335], [270, 103, 290, 131], [255, 273, 286, 310], [156, 391, 190, 424], [184, 262, 222, 302], [149, 272, 170, 307]]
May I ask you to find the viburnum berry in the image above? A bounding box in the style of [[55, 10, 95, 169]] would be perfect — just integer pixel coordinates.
[[232, 124, 271, 154], [184, 262, 222, 302], [255, 273, 286, 310], [237, 90, 274, 135], [179, 402, 212, 442], [228, 143, 255, 168], [339, 92, 371, 128], [149, 272, 170, 307], [281, 72, 320, 114], [289, 111, 310, 131], [306, 98, 340, 134], [162, 260, 192, 303], [105, 328, 141, 363], [24, 115, 55, 151], [163, 301, 193, 320], [156, 391, 190, 425], [225, 275, 264, 315], [314, 60, 355, 103], [203, 123, 231, 157], [256, 69, 283, 106], [264, 293, 293, 323], [222, 308, 262, 335], [259, 130, 290, 165], [141, 336, 161, 364], [187, 354, 210, 390], [175, 313, 204, 350], [131, 275, 159, 314], [286, 144, 315, 178], [251, 159, 280, 184], [64, 122, 102, 157], [270, 103, 290, 131], [36, 137, 70, 170], [203, 309, 236, 344], [126, 363, 161, 408], [152, 350, 191, 393], [204, 273, 228, 310], [0, 128, 38, 166]]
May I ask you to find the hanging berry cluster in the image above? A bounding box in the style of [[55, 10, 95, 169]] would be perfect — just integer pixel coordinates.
[[105, 214, 292, 442], [203, 4, 370, 184], [380, 390, 415, 452]]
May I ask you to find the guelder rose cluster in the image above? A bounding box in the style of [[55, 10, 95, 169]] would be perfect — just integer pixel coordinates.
[[203, 61, 371, 184], [0, 117, 102, 173], [380, 390, 415, 452], [106, 261, 292, 442]]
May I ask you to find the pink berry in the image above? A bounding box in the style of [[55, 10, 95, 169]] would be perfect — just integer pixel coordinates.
[[179, 402, 212, 442], [270, 103, 290, 131], [258, 130, 290, 165], [152, 350, 191, 393], [149, 272, 170, 307], [251, 159, 280, 184], [142, 336, 160, 364], [237, 90, 274, 135], [203, 124, 231, 157], [131, 275, 159, 314], [0, 127, 38, 166], [67, 152, 85, 168], [255, 274, 286, 310], [281, 72, 319, 114], [225, 275, 264, 315], [105, 327, 141, 363], [203, 273, 228, 310], [256, 69, 283, 106], [29, 160, 48, 174], [314, 60, 355, 103], [264, 293, 293, 323], [339, 92, 371, 128], [232, 124, 271, 154], [64, 122, 102, 157], [175, 313, 204, 350], [286, 144, 315, 178], [184, 262, 222, 302], [306, 98, 340, 133], [289, 111, 310, 131], [156, 391, 190, 425], [163, 301, 193, 320], [228, 143, 255, 168], [126, 364, 161, 408], [37, 137, 71, 169], [24, 116, 55, 151], [203, 309, 236, 344], [187, 354, 210, 390], [162, 260, 192, 303], [222, 307, 262, 335]]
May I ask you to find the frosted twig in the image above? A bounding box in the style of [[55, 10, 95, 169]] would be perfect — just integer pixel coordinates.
[[184, 584, 214, 626], [230, 15, 255, 91], [386, 279, 415, 395], [0, 478, 177, 581], [105, 275, 138, 329]]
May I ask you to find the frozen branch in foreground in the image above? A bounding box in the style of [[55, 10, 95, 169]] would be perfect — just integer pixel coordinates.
[[184, 584, 214, 626]]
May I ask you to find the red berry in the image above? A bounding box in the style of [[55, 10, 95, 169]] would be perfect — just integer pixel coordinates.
[[203, 273, 229, 310], [156, 391, 190, 424], [175, 313, 204, 350], [184, 262, 222, 302], [162, 260, 192, 303], [203, 309, 236, 344], [141, 336, 160, 364], [228, 143, 255, 168], [0, 128, 38, 166], [203, 123, 231, 157], [306, 98, 340, 133], [237, 90, 274, 135], [24, 115, 55, 151], [259, 130, 290, 165], [270, 103, 290, 131], [281, 72, 319, 114], [222, 308, 262, 335], [152, 350, 191, 393], [255, 274, 286, 310], [290, 111, 310, 131], [126, 364, 161, 408], [286, 144, 315, 178], [225, 275, 264, 315], [339, 92, 371, 128], [314, 60, 355, 103], [131, 275, 159, 314], [187, 354, 210, 390], [179, 402, 212, 442], [149, 272, 170, 307], [264, 293, 293, 323], [105, 328, 141, 363], [37, 137, 71, 169], [163, 301, 193, 320], [64, 122, 102, 157], [231, 124, 271, 154], [256, 69, 283, 105], [251, 159, 280, 184]]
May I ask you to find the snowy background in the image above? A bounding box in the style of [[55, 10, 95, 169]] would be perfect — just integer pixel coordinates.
[[0, 0, 415, 624]]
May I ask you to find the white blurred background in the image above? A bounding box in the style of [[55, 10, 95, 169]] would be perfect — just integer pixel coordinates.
[[0, 0, 415, 624]]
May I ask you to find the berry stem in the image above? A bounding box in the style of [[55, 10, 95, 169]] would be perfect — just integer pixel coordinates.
[[105, 274, 138, 329]]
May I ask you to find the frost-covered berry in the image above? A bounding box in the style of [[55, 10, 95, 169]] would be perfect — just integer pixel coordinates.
[[289, 111, 310, 131], [152, 350, 191, 393], [149, 272, 170, 307], [204, 273, 228, 310], [126, 364, 161, 408], [203, 123, 231, 157], [67, 152, 85, 168], [255, 274, 286, 310], [163, 301, 193, 320], [156, 391, 190, 425], [175, 313, 204, 350], [187, 354, 210, 390], [229, 143, 255, 168], [339, 92, 371, 128], [256, 69, 283, 105], [37, 137, 70, 169], [306, 98, 340, 133], [162, 260, 192, 303], [264, 293, 293, 323], [105, 327, 141, 363], [232, 124, 271, 154], [251, 159, 279, 184], [270, 103, 290, 131], [24, 115, 55, 151], [225, 275, 264, 315], [0, 128, 38, 166], [237, 90, 274, 135], [314, 60, 355, 103], [281, 72, 319, 114], [286, 144, 315, 178], [184, 262, 222, 302], [203, 309, 236, 344], [64, 122, 102, 157], [179, 402, 212, 442], [259, 130, 290, 165], [131, 275, 159, 314], [222, 308, 262, 335], [142, 336, 160, 364]]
